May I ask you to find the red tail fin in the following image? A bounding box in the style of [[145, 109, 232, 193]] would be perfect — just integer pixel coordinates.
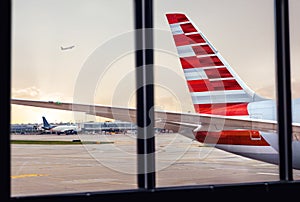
[[166, 13, 266, 116]]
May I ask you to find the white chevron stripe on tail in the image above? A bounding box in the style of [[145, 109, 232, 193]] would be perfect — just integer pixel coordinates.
[[166, 13, 266, 116]]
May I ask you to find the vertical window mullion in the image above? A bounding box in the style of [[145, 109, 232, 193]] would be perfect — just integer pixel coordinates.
[[0, 0, 11, 200], [134, 0, 155, 190], [274, 0, 293, 181]]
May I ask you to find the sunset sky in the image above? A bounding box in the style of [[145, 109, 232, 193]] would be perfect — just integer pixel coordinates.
[[11, 0, 300, 124]]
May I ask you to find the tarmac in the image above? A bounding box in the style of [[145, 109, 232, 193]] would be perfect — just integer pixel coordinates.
[[11, 132, 300, 197]]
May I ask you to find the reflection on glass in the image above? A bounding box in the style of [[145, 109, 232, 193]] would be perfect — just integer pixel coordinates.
[[11, 0, 136, 197], [290, 0, 300, 180], [154, 0, 283, 187]]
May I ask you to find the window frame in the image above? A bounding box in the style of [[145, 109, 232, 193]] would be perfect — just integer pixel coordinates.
[[1, 0, 300, 201]]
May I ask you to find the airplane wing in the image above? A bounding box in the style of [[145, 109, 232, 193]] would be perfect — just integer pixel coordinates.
[[10, 98, 300, 134], [11, 12, 300, 135]]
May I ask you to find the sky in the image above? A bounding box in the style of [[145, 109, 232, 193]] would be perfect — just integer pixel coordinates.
[[11, 0, 300, 124]]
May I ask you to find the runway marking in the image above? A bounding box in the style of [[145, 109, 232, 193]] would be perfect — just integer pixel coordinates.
[[62, 179, 112, 184], [11, 174, 48, 179], [257, 172, 278, 176], [62, 178, 136, 186]]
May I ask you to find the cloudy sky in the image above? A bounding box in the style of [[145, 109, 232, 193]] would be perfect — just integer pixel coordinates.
[[11, 0, 300, 124]]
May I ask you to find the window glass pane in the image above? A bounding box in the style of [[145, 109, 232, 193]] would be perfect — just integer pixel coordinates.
[[11, 0, 136, 196], [290, 0, 300, 180], [154, 0, 279, 187]]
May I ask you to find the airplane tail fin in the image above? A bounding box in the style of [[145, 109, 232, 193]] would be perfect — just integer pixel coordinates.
[[42, 116, 51, 129], [165, 13, 267, 116]]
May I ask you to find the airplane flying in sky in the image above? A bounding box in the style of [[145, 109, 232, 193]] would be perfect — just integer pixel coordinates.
[[41, 116, 80, 135], [60, 45, 75, 51], [11, 13, 300, 169]]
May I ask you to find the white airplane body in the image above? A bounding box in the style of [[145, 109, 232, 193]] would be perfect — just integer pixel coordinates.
[[11, 13, 300, 169], [41, 116, 80, 135]]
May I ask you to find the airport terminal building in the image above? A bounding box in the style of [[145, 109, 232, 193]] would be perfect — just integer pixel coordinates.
[[10, 123, 39, 134]]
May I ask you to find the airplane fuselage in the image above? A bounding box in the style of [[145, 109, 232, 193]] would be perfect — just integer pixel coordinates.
[[191, 98, 300, 169]]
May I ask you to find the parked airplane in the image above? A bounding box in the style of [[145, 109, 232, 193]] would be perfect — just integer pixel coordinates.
[[41, 116, 79, 135], [11, 13, 300, 169]]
